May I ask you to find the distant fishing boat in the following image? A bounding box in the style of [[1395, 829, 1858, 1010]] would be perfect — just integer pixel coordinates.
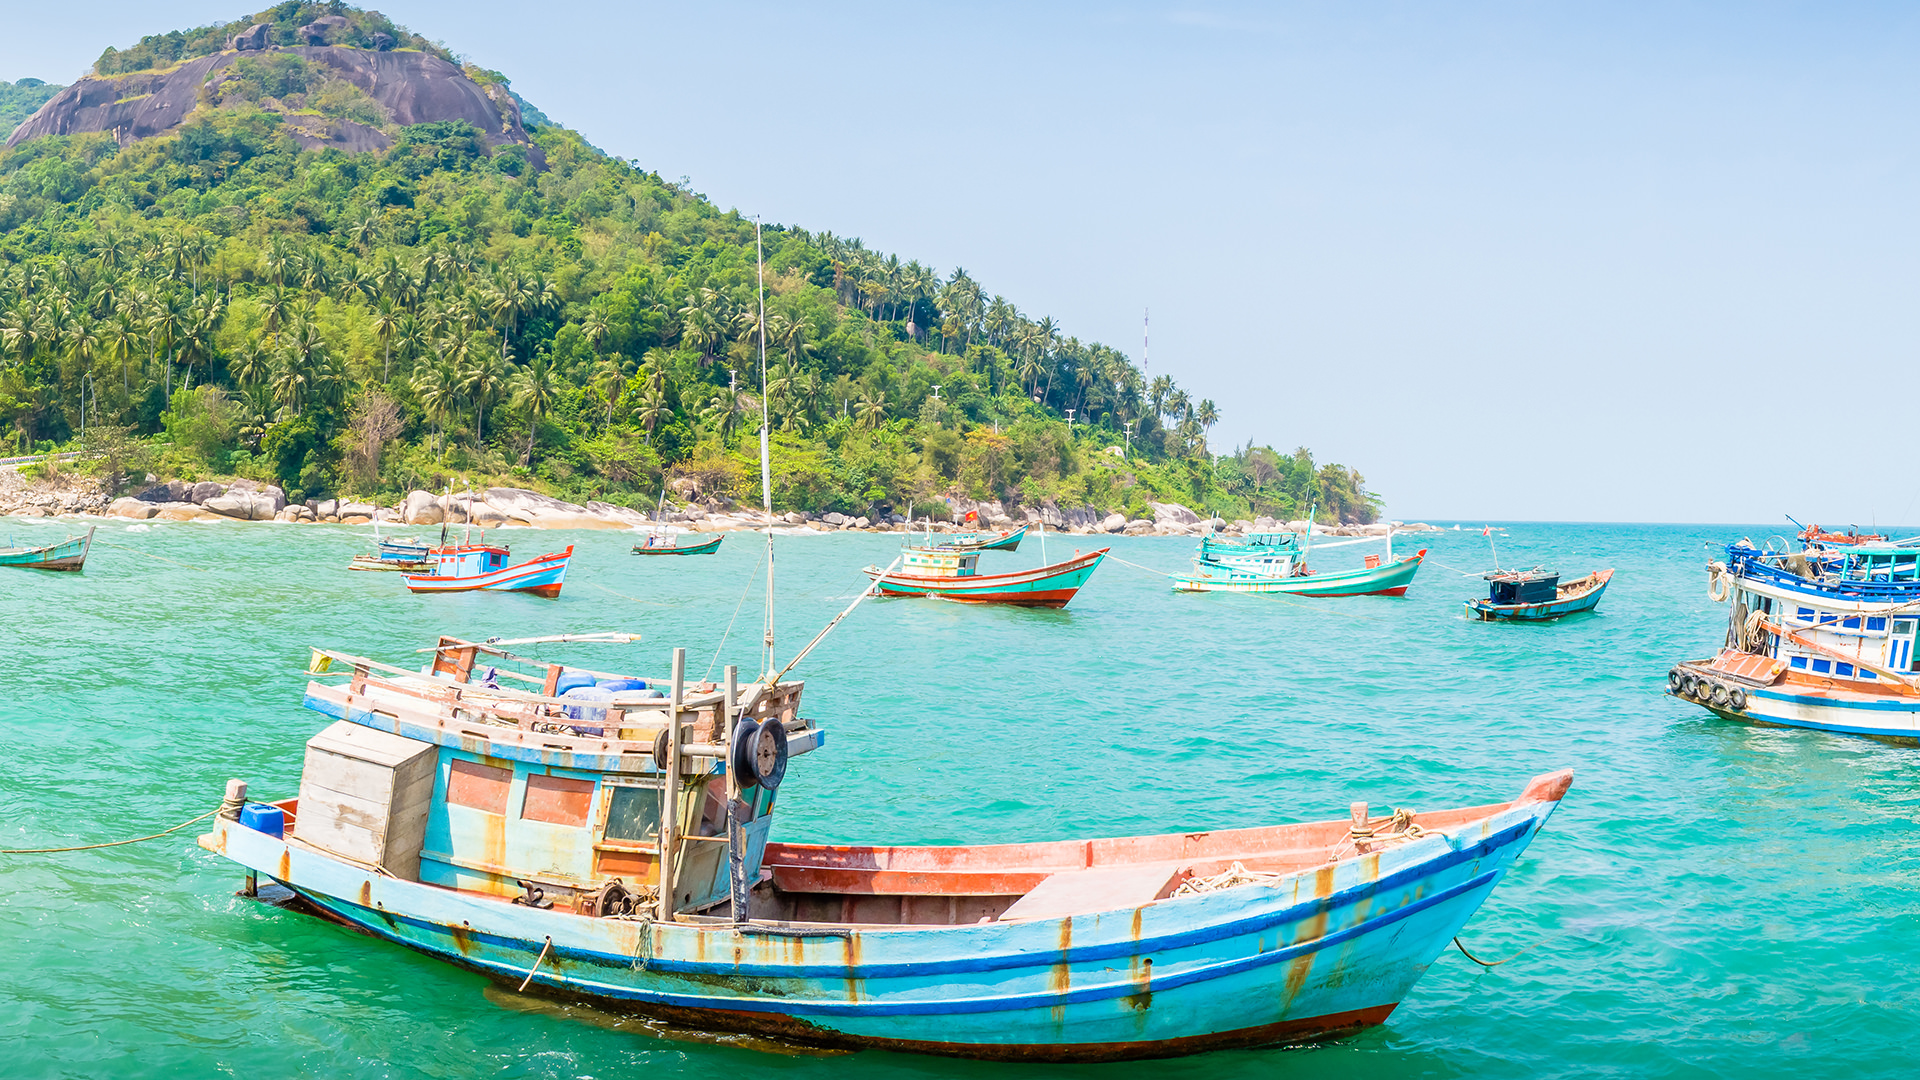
[[1670, 535, 1920, 741], [196, 631, 1574, 1062], [403, 544, 573, 598], [917, 523, 1028, 553], [864, 547, 1106, 607], [1466, 569, 1614, 622], [1173, 550, 1426, 597], [0, 526, 95, 572], [632, 533, 722, 556]]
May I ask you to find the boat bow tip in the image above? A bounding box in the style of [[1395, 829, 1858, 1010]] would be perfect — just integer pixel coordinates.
[[1516, 769, 1574, 805]]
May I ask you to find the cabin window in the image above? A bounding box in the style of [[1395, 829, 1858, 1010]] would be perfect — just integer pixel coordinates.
[[1842, 616, 1861, 630], [1836, 662, 1855, 677], [1812, 659, 1832, 674], [522, 773, 595, 827], [602, 782, 663, 843], [1797, 607, 1815, 623], [1868, 617, 1888, 632], [1790, 656, 1808, 670], [447, 760, 512, 814]]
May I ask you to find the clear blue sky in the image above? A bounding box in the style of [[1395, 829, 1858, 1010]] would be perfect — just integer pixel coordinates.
[[6, 2, 1918, 524]]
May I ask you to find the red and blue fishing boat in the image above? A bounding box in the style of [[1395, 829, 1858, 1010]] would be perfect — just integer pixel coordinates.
[[197, 634, 1574, 1062], [863, 547, 1106, 608], [404, 543, 573, 598], [1466, 569, 1614, 621]]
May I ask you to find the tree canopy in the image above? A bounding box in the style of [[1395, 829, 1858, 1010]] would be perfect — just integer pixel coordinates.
[[0, 19, 1380, 524]]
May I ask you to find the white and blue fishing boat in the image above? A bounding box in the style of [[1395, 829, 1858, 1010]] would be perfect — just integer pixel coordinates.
[[1670, 534, 1920, 742], [197, 634, 1571, 1061], [403, 543, 573, 598], [1466, 569, 1614, 622]]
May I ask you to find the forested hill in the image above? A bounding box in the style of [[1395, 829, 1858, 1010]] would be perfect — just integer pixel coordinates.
[[0, 3, 1380, 524]]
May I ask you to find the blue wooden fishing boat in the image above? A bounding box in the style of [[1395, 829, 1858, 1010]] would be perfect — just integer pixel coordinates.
[[919, 523, 1027, 552], [0, 525, 94, 571], [1466, 569, 1613, 621], [1670, 535, 1920, 741], [198, 634, 1573, 1061], [403, 544, 573, 598], [1173, 550, 1426, 597]]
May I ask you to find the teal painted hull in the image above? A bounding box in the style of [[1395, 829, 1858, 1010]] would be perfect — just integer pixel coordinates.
[[865, 549, 1106, 607], [0, 526, 94, 571], [1173, 551, 1426, 597]]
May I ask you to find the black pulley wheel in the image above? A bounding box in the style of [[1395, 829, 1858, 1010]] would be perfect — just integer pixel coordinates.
[[750, 717, 789, 789], [729, 718, 762, 787]]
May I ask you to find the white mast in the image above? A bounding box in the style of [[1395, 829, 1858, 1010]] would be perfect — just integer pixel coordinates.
[[757, 218, 776, 678]]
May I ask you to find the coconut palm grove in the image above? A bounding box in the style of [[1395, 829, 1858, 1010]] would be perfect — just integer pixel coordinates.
[[0, 3, 1378, 524]]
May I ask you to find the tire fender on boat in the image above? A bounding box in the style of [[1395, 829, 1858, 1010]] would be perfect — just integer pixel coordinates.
[[1679, 673, 1699, 698], [1668, 668, 1685, 692], [1709, 682, 1730, 707], [1728, 687, 1748, 711]]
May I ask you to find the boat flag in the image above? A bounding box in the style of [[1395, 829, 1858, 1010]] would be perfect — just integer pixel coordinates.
[[1482, 526, 1491, 536]]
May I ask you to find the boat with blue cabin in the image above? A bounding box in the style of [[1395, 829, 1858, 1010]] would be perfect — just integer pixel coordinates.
[[1466, 569, 1614, 622], [403, 542, 573, 598], [1670, 533, 1920, 742], [864, 545, 1107, 607], [197, 633, 1573, 1061]]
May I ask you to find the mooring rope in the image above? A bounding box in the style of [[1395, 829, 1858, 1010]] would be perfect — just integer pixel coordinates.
[[590, 582, 666, 606], [90, 537, 209, 572], [704, 555, 766, 681], [1452, 932, 1560, 967], [0, 807, 221, 854]]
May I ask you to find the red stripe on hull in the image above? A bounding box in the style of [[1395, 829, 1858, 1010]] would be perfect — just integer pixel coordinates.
[[876, 586, 1082, 607]]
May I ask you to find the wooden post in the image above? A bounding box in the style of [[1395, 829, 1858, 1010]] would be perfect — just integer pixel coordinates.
[[659, 647, 685, 921], [724, 665, 747, 922]]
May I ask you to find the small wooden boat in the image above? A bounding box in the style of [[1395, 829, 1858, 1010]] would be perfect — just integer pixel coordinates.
[[350, 537, 436, 572], [1173, 550, 1426, 597], [403, 544, 573, 598], [632, 533, 722, 556], [199, 633, 1574, 1062], [863, 547, 1106, 607], [1466, 569, 1614, 621], [0, 526, 95, 571], [918, 523, 1027, 553]]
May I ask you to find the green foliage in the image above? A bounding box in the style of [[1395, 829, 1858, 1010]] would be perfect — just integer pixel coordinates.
[[93, 4, 447, 77], [0, 79, 62, 133], [0, 6, 1377, 518]]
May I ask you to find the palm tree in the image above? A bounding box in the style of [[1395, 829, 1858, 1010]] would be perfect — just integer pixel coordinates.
[[457, 348, 508, 449], [632, 384, 668, 443], [509, 357, 558, 467], [590, 355, 626, 427], [369, 298, 401, 382], [230, 343, 271, 391], [855, 387, 889, 430], [412, 361, 460, 457]]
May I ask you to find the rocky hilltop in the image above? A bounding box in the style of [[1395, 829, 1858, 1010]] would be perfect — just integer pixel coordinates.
[[7, 9, 536, 156]]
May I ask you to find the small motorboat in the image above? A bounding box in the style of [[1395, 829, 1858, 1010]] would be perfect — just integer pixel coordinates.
[[631, 533, 722, 556], [863, 547, 1106, 608], [0, 525, 95, 572], [1466, 569, 1614, 621], [403, 544, 573, 598]]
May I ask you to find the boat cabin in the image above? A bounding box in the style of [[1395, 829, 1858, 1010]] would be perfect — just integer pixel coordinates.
[[1486, 570, 1559, 605], [1827, 545, 1920, 584], [428, 544, 511, 577], [286, 637, 814, 917], [901, 547, 980, 578]]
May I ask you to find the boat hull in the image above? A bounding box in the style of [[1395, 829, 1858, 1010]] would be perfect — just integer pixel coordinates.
[[1672, 658, 1920, 743], [632, 535, 722, 555], [1467, 569, 1614, 621], [863, 549, 1106, 608], [0, 526, 94, 571], [200, 774, 1567, 1062], [1173, 551, 1425, 597], [403, 547, 572, 597]]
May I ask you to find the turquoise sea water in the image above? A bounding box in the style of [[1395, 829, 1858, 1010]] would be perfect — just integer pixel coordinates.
[[2, 520, 1916, 1079]]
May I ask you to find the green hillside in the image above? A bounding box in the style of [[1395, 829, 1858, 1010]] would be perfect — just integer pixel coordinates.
[[0, 5, 1378, 523], [0, 80, 61, 134]]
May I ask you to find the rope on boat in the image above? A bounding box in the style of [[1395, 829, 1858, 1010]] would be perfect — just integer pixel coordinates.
[[90, 537, 209, 572], [704, 555, 765, 681], [0, 807, 220, 854], [1451, 933, 1558, 968], [519, 936, 554, 991]]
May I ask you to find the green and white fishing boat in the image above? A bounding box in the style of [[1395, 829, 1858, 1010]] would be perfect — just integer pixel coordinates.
[[0, 525, 94, 572]]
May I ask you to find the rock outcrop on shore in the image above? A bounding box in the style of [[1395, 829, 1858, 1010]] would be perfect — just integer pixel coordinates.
[[0, 472, 1438, 536]]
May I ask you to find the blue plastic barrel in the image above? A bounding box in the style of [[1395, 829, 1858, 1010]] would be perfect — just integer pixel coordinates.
[[238, 803, 285, 838], [562, 685, 615, 727], [595, 678, 650, 693], [553, 671, 597, 695]]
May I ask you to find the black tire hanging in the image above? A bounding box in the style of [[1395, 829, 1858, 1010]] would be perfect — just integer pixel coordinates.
[[750, 717, 790, 790], [729, 718, 762, 788], [1668, 668, 1684, 691], [1728, 687, 1748, 711]]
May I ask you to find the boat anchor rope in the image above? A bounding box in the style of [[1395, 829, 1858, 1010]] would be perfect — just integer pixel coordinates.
[[0, 806, 221, 855]]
